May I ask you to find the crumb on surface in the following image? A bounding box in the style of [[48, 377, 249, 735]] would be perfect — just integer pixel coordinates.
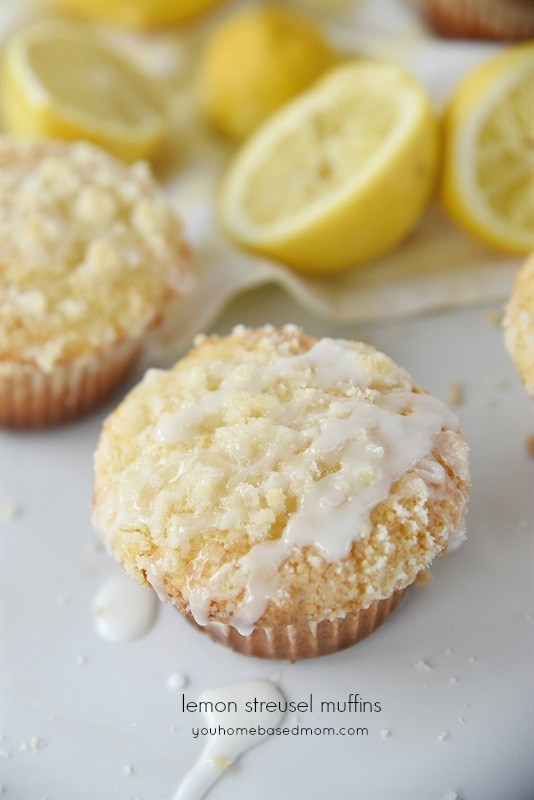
[[486, 308, 503, 327], [526, 435, 534, 459], [413, 569, 433, 588], [19, 737, 44, 752], [414, 659, 433, 672], [437, 731, 449, 742], [56, 595, 71, 607], [167, 672, 188, 691], [3, 503, 23, 521], [380, 728, 390, 738], [447, 380, 464, 407], [212, 756, 232, 770]]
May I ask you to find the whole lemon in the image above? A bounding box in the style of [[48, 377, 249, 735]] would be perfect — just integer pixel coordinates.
[[198, 4, 337, 141]]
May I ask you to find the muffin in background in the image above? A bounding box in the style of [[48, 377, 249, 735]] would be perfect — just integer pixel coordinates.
[[0, 137, 192, 428], [414, 0, 534, 40], [503, 254, 534, 398], [93, 325, 470, 661]]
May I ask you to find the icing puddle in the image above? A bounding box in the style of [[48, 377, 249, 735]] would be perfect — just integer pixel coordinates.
[[93, 574, 159, 642], [174, 680, 285, 800]]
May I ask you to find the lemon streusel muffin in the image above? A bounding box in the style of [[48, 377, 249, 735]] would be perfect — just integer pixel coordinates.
[[0, 137, 192, 428], [503, 254, 534, 398], [93, 325, 470, 660]]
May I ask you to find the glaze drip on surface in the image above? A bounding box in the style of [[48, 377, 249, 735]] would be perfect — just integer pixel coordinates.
[[174, 680, 285, 800]]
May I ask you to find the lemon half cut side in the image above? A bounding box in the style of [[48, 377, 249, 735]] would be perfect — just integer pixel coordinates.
[[441, 42, 534, 255], [3, 20, 167, 162], [219, 60, 439, 275]]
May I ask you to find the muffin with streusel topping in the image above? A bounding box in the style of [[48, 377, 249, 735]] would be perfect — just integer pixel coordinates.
[[93, 325, 470, 660], [0, 137, 192, 428]]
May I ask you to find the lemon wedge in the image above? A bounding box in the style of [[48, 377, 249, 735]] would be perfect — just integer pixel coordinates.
[[441, 43, 534, 255], [2, 20, 167, 162], [219, 60, 439, 274], [54, 0, 222, 28], [198, 5, 336, 141]]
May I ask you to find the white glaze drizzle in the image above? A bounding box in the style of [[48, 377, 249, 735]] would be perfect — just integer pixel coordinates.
[[174, 341, 458, 631], [173, 680, 285, 800], [93, 573, 158, 642]]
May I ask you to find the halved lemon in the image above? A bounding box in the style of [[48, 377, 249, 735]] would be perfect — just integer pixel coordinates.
[[441, 43, 534, 255], [54, 0, 222, 29], [219, 59, 439, 274], [2, 20, 167, 162]]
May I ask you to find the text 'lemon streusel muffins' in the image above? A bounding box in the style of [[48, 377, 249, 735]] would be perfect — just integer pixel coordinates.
[[93, 325, 470, 660], [0, 137, 192, 428], [503, 253, 534, 398]]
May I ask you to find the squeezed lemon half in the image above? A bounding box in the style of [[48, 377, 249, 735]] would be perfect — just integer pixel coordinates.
[[2, 19, 167, 162], [441, 42, 534, 255], [219, 59, 439, 274]]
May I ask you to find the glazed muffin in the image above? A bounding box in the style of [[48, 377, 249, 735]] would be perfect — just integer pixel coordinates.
[[0, 137, 192, 428], [93, 325, 470, 660], [413, 0, 534, 41], [503, 254, 534, 398]]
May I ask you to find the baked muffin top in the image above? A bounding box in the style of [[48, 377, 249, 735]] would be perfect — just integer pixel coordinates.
[[93, 325, 470, 632], [0, 137, 191, 371]]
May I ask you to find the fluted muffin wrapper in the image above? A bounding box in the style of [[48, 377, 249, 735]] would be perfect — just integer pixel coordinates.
[[187, 589, 405, 662], [0, 337, 140, 429], [416, 0, 534, 40]]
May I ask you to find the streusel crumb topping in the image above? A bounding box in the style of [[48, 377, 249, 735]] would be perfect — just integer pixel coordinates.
[[1, 138, 191, 371]]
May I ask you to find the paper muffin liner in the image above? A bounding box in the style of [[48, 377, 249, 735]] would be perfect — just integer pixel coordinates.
[[0, 338, 141, 429], [188, 589, 405, 662], [415, 0, 534, 40]]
